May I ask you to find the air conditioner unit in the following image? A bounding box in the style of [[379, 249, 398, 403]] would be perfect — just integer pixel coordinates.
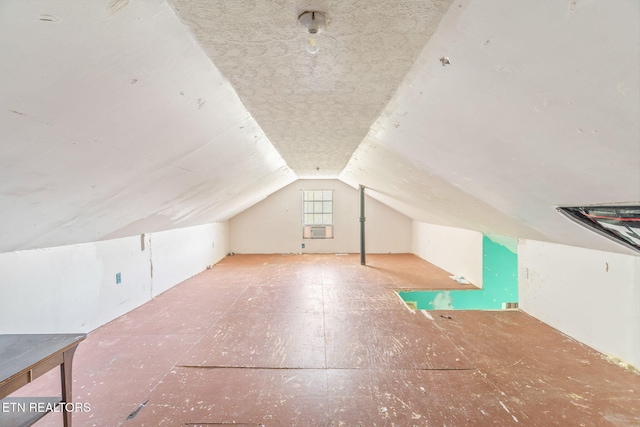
[[303, 225, 333, 239]]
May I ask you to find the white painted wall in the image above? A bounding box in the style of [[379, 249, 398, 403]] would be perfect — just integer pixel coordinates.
[[412, 221, 483, 288], [0, 223, 228, 334], [150, 222, 228, 296], [519, 239, 640, 369], [229, 179, 412, 254]]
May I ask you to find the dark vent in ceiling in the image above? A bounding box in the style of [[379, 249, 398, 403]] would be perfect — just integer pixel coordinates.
[[558, 206, 640, 253]]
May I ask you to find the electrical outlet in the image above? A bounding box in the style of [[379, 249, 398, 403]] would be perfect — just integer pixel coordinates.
[[116, 272, 122, 284]]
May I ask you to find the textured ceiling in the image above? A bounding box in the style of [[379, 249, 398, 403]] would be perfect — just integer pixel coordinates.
[[169, 0, 453, 177]]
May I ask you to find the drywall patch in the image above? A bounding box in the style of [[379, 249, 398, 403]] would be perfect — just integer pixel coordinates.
[[399, 234, 518, 310], [432, 291, 453, 309], [617, 82, 629, 95]]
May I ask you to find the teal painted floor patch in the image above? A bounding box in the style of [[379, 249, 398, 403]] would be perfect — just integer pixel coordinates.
[[399, 235, 518, 310]]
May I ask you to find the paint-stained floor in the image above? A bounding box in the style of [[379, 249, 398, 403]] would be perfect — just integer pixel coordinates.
[[15, 254, 640, 426]]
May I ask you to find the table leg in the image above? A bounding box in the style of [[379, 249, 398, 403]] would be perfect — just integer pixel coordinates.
[[60, 346, 79, 427]]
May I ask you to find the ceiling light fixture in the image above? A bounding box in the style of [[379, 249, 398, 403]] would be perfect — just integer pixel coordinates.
[[298, 11, 326, 54]]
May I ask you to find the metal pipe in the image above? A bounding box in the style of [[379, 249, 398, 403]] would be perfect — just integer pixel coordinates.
[[359, 185, 366, 265]]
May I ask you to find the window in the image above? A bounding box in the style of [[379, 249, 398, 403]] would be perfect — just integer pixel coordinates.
[[302, 190, 334, 239], [303, 190, 333, 225]]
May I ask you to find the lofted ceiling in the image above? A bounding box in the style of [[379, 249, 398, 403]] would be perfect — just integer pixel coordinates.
[[0, 0, 638, 254]]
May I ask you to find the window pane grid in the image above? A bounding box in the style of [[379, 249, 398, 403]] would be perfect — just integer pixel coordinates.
[[303, 190, 333, 225]]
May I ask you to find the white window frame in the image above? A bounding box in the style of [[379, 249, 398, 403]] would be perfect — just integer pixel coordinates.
[[302, 190, 334, 239]]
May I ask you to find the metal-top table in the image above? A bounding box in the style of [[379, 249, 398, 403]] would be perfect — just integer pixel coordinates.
[[0, 334, 86, 427]]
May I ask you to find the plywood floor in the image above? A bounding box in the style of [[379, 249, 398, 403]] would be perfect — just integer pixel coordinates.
[[17, 254, 640, 426]]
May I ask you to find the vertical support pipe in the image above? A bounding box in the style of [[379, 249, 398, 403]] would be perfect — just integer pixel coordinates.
[[359, 185, 366, 265]]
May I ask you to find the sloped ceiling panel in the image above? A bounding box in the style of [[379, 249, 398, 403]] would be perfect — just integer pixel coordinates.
[[342, 0, 640, 254], [340, 136, 548, 241], [0, 0, 295, 252], [170, 0, 454, 177]]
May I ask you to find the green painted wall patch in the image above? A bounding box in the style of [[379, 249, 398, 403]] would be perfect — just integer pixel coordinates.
[[399, 234, 518, 310]]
